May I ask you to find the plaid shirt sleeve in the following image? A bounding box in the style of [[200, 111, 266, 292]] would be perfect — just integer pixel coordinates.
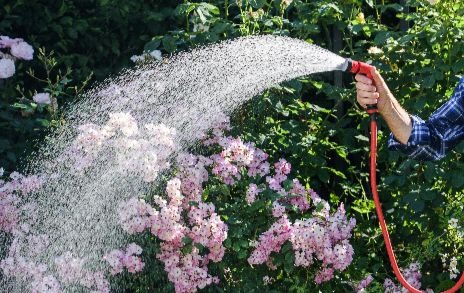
[[388, 77, 464, 161]]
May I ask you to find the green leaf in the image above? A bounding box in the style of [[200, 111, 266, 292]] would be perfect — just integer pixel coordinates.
[[451, 172, 464, 188], [409, 199, 425, 212], [162, 36, 177, 53], [182, 236, 193, 245], [174, 3, 197, 16], [35, 119, 50, 127], [232, 241, 241, 252], [144, 39, 161, 52], [420, 189, 437, 201], [237, 250, 247, 259], [384, 3, 403, 12], [317, 169, 330, 183], [325, 167, 346, 179], [355, 134, 369, 142], [423, 75, 435, 88], [11, 103, 29, 110], [200, 3, 220, 15], [284, 251, 295, 272], [351, 199, 375, 214], [282, 179, 293, 191]]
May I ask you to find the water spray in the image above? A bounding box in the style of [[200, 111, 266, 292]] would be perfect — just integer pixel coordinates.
[[344, 59, 464, 293]]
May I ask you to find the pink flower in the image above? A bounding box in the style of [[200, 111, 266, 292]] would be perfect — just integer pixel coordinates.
[[0, 36, 23, 48], [10, 41, 34, 60], [275, 158, 291, 175], [314, 267, 335, 284], [55, 252, 85, 283], [245, 183, 261, 204], [32, 275, 62, 293], [355, 274, 373, 292], [383, 263, 433, 292], [272, 202, 286, 218], [0, 58, 15, 79], [32, 92, 51, 104], [248, 216, 292, 266], [117, 197, 153, 234], [104, 243, 144, 275]]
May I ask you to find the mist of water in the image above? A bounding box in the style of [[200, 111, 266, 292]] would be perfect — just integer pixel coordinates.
[[1, 35, 348, 291]]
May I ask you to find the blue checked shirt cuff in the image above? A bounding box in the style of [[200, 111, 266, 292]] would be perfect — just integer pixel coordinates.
[[388, 115, 436, 160]]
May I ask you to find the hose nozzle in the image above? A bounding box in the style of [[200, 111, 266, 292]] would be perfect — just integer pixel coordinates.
[[345, 59, 378, 114], [346, 59, 375, 79]]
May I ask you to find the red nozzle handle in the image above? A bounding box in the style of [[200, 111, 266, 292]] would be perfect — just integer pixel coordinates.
[[349, 60, 378, 114], [350, 60, 375, 80]]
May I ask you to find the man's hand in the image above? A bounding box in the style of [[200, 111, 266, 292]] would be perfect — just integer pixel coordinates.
[[355, 68, 392, 115], [355, 68, 413, 144]]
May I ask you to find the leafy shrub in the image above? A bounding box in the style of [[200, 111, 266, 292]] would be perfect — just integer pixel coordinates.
[[0, 0, 177, 172], [3, 0, 464, 291], [136, 0, 464, 291]]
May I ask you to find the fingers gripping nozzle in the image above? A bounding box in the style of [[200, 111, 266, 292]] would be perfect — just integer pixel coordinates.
[[346, 59, 378, 114]]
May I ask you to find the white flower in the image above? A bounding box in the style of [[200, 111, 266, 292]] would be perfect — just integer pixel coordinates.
[[131, 50, 162, 63], [0, 167, 4, 177], [193, 23, 210, 33], [263, 275, 274, 285], [149, 50, 162, 61], [282, 0, 293, 6], [130, 55, 144, 63], [448, 218, 459, 229], [10, 41, 34, 60], [32, 93, 51, 105], [367, 46, 383, 55], [0, 58, 15, 78], [450, 257, 459, 279], [428, 0, 438, 4]]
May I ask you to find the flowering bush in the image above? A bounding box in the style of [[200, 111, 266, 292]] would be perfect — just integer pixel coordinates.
[[109, 114, 357, 292], [383, 263, 433, 293], [0, 112, 357, 292]]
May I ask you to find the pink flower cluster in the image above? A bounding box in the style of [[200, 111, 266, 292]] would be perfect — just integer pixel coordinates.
[[202, 114, 355, 284], [0, 35, 33, 79], [248, 190, 355, 284], [248, 215, 292, 266], [118, 177, 228, 292], [245, 183, 261, 204], [0, 172, 111, 293], [68, 113, 177, 182], [32, 92, 52, 105], [0, 36, 34, 60], [0, 172, 44, 233], [117, 197, 154, 234], [54, 252, 111, 292], [383, 263, 433, 293], [176, 154, 211, 204], [1, 229, 110, 293], [210, 136, 270, 185], [104, 243, 145, 275], [354, 274, 373, 292]]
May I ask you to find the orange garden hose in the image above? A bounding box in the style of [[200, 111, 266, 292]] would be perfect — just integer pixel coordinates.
[[368, 109, 464, 293], [346, 59, 464, 292]]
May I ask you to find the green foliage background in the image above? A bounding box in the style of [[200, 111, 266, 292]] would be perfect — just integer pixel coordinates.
[[2, 0, 464, 291]]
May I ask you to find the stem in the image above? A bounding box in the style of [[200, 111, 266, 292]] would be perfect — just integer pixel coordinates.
[[322, 23, 332, 49]]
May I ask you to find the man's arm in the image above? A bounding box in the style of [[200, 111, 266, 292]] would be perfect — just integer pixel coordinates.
[[355, 68, 412, 144], [355, 69, 464, 161]]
